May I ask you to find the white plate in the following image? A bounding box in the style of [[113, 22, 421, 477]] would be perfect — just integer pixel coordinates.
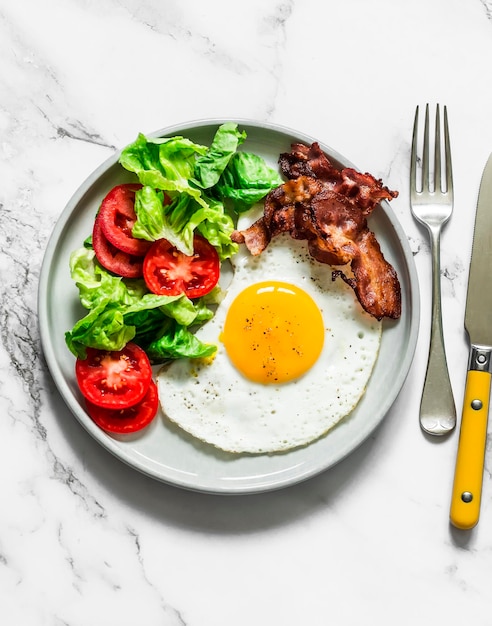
[[38, 119, 419, 494]]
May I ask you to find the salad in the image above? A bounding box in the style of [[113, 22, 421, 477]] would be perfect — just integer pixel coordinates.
[[66, 123, 283, 433]]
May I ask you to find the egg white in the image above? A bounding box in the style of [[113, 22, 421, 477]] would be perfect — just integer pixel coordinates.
[[157, 226, 382, 455]]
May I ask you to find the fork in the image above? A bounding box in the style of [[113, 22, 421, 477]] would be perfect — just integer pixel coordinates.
[[410, 103, 457, 436]]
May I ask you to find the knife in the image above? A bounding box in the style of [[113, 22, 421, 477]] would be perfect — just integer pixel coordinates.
[[450, 153, 492, 530]]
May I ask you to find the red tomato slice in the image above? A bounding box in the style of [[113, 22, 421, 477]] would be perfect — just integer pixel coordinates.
[[143, 235, 220, 298], [85, 380, 159, 434], [97, 183, 152, 257], [75, 343, 152, 409], [92, 217, 144, 278]]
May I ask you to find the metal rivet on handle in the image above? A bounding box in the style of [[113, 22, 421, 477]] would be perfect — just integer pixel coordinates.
[[471, 399, 483, 411], [461, 492, 473, 503]]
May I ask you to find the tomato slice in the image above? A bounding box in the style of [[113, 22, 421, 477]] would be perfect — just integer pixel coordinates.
[[75, 343, 152, 409], [97, 183, 152, 257], [85, 380, 159, 434], [143, 235, 220, 298], [92, 217, 144, 278]]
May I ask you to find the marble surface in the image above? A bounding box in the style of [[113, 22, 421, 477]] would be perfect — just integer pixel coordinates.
[[3, 0, 492, 623]]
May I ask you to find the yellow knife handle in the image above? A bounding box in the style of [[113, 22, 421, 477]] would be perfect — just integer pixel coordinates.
[[450, 368, 491, 530]]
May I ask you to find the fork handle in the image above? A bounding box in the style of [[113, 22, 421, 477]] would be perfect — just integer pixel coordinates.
[[419, 225, 457, 435]]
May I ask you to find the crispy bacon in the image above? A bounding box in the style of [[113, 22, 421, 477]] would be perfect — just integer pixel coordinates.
[[279, 142, 398, 214], [231, 142, 401, 320], [333, 231, 401, 321]]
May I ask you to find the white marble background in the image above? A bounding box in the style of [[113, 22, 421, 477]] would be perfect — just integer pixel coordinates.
[[2, 0, 492, 624]]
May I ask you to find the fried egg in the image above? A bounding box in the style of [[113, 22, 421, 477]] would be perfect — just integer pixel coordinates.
[[157, 218, 382, 454]]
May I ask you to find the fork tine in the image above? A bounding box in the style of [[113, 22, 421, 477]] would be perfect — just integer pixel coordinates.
[[422, 103, 430, 193], [443, 105, 453, 196], [410, 105, 419, 193], [435, 104, 441, 193]]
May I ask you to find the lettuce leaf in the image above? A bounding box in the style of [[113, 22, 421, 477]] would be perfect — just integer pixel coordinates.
[[125, 309, 216, 361], [65, 247, 216, 361], [119, 124, 283, 259], [66, 303, 136, 358], [139, 317, 217, 361], [216, 151, 283, 213], [193, 122, 246, 189], [132, 186, 238, 260], [119, 133, 209, 208], [119, 128, 241, 260]]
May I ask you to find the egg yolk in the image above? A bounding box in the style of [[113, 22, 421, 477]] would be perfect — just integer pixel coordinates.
[[221, 281, 325, 384]]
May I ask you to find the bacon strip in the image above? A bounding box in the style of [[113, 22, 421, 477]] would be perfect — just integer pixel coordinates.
[[231, 143, 401, 320]]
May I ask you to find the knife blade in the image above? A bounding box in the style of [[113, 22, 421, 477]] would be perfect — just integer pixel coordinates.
[[450, 153, 492, 530]]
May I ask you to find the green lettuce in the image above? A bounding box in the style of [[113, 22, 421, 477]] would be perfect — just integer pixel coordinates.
[[132, 185, 237, 259], [119, 129, 241, 260], [65, 248, 216, 361], [193, 122, 247, 189], [140, 317, 216, 361], [119, 133, 208, 208], [119, 123, 282, 259], [216, 151, 284, 213]]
